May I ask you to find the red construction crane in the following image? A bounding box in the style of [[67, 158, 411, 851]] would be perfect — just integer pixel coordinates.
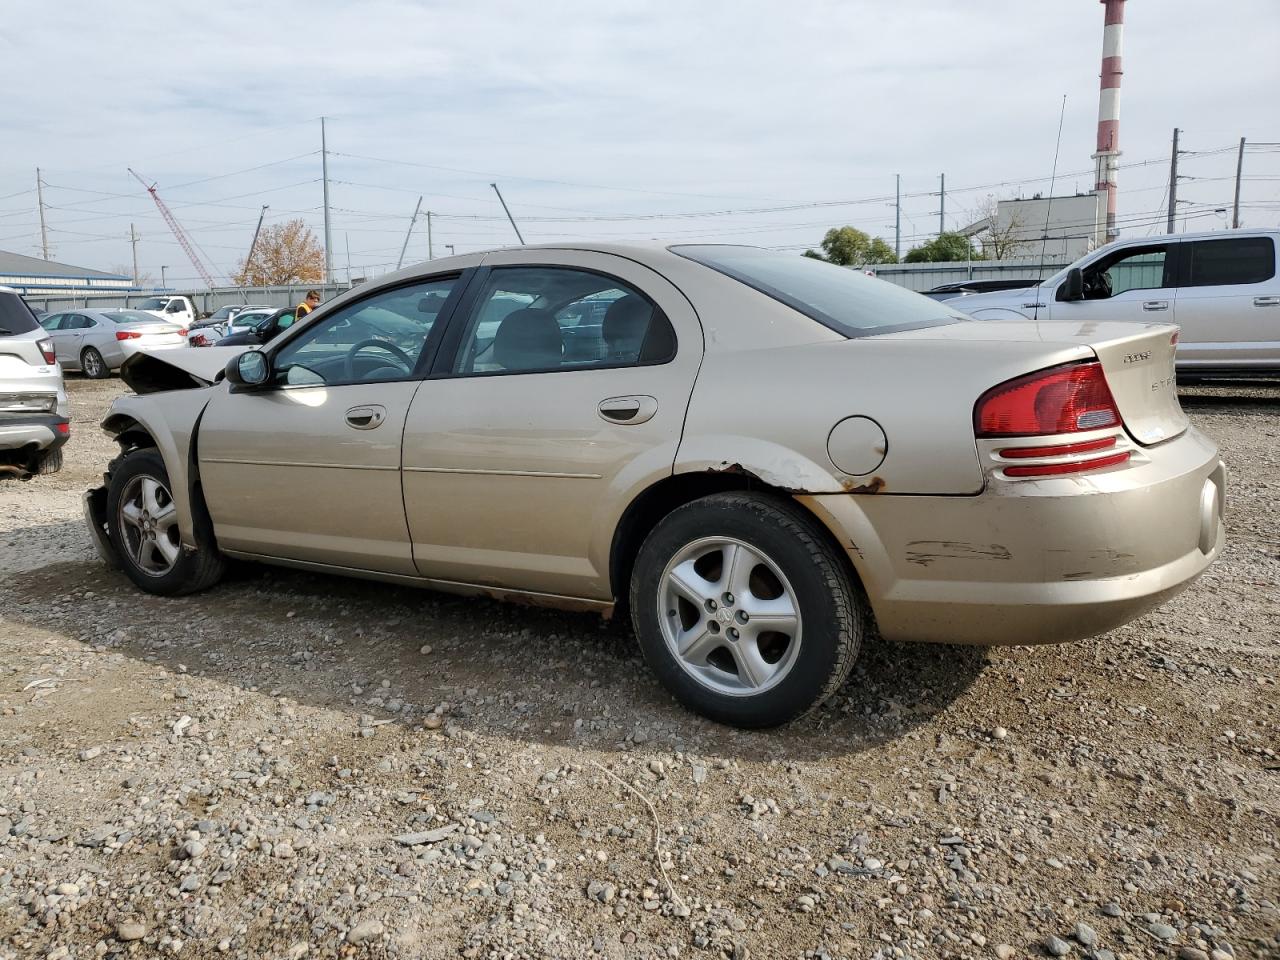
[[128, 168, 216, 289]]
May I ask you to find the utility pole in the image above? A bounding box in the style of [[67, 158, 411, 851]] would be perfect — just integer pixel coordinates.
[[321, 117, 333, 283], [1166, 127, 1180, 234], [1232, 136, 1246, 228], [490, 183, 525, 244], [345, 233, 352, 284], [938, 173, 945, 235], [445, 244, 455, 256], [894, 174, 901, 260], [35, 168, 49, 260], [244, 205, 268, 284], [161, 265, 168, 289], [129, 224, 139, 285], [397, 195, 423, 270], [426, 210, 434, 259]]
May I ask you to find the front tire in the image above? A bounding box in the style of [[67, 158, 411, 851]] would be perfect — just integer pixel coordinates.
[[630, 492, 864, 728], [106, 449, 224, 595], [80, 347, 110, 379]]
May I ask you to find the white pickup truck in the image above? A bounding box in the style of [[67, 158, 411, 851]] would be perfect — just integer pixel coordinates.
[[955, 229, 1280, 377], [134, 295, 199, 328]]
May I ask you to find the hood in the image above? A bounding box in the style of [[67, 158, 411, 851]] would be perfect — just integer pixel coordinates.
[[949, 285, 1044, 317], [119, 345, 247, 394]]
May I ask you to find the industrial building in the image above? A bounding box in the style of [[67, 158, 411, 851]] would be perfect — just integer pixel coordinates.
[[0, 249, 133, 295], [961, 191, 1106, 262]]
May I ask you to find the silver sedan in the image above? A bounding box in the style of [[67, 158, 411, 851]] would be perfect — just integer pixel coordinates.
[[38, 309, 187, 378]]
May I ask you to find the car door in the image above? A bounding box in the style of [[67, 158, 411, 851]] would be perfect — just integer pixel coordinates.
[[1172, 235, 1279, 368], [402, 250, 702, 601], [39, 314, 70, 361], [197, 273, 467, 574], [58, 314, 92, 364], [1044, 242, 1178, 326]]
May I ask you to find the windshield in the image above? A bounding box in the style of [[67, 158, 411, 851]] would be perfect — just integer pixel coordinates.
[[672, 245, 966, 337], [108, 310, 165, 324], [234, 311, 273, 327], [208, 306, 236, 320], [135, 297, 167, 310], [0, 292, 40, 335]]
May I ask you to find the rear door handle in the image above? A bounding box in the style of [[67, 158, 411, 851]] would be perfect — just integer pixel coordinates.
[[345, 404, 386, 430], [1254, 296, 1280, 307], [598, 395, 658, 425], [1142, 301, 1169, 311]]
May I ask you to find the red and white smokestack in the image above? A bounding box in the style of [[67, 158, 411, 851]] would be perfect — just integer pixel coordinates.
[[1093, 0, 1125, 243]]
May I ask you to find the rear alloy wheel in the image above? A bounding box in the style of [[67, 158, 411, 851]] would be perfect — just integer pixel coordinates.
[[631, 492, 864, 728], [80, 347, 110, 379], [106, 448, 224, 595]]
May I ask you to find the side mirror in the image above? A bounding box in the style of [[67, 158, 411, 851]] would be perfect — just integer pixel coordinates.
[[1060, 267, 1084, 302], [224, 350, 271, 389]]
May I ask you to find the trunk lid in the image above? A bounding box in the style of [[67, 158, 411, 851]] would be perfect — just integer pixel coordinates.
[[878, 319, 1187, 445]]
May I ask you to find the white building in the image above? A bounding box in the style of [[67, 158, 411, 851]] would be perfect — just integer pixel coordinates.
[[0, 249, 133, 295], [962, 192, 1105, 262]]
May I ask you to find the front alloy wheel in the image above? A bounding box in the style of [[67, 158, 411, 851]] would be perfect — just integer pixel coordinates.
[[105, 448, 224, 596], [117, 475, 181, 576]]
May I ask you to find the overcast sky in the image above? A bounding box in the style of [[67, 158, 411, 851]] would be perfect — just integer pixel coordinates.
[[1, 0, 1277, 286]]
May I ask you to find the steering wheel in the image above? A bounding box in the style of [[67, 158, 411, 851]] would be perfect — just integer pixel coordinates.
[[344, 339, 414, 380]]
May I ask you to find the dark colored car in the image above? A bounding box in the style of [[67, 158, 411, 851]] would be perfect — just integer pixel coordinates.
[[214, 308, 297, 347]]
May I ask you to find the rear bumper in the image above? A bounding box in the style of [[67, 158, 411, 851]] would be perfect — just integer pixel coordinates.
[[800, 427, 1225, 645], [0, 413, 70, 475], [0, 412, 69, 452]]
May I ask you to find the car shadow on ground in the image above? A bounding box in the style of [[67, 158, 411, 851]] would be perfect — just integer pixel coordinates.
[[1, 552, 991, 762]]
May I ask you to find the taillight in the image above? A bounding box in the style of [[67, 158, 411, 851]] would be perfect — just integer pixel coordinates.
[[56, 422, 70, 436], [177, 328, 188, 337], [975, 361, 1121, 438], [116, 330, 142, 341], [37, 337, 56, 364]]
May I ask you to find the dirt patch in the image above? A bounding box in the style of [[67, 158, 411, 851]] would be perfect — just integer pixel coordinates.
[[1, 376, 1277, 959]]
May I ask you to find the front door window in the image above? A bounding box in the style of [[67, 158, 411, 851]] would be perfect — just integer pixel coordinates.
[[271, 277, 458, 387]]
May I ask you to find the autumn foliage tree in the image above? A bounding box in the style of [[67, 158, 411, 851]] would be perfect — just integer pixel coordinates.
[[235, 219, 324, 286]]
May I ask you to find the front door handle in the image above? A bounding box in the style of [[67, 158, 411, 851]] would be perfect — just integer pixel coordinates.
[[1254, 296, 1280, 307], [345, 404, 386, 430], [598, 395, 658, 425], [1142, 300, 1169, 312]]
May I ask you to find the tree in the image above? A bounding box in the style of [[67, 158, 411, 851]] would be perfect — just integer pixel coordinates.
[[903, 231, 983, 263], [111, 264, 155, 286], [803, 226, 898, 266], [234, 220, 325, 286], [973, 195, 1027, 260]]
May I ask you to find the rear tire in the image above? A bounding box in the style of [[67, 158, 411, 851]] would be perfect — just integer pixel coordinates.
[[34, 447, 63, 475], [106, 448, 224, 596], [630, 492, 864, 728], [80, 347, 110, 379]]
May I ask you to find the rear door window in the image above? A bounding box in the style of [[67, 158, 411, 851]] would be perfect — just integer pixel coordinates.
[[0, 292, 41, 335], [1182, 237, 1275, 287], [451, 267, 676, 374]]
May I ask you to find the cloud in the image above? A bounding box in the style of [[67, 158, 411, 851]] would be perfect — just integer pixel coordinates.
[[0, 0, 1275, 280]]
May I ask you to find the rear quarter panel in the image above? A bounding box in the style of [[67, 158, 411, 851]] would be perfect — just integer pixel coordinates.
[[676, 336, 1094, 496]]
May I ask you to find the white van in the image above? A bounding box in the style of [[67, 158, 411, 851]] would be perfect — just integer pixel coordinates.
[[955, 229, 1280, 376]]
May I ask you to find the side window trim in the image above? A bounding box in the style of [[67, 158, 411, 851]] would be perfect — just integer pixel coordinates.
[[429, 263, 678, 379], [262, 268, 475, 388]]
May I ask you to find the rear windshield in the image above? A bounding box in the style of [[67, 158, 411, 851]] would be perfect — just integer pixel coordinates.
[[0, 292, 40, 335], [672, 244, 966, 337], [134, 297, 168, 310]]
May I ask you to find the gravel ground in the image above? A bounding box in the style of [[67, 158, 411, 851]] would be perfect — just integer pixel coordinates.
[[1, 375, 1277, 960]]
